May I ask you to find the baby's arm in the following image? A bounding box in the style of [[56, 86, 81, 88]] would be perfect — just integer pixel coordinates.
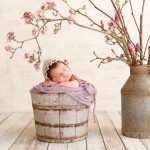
[[59, 80, 79, 88], [42, 80, 57, 87], [42, 75, 80, 88]]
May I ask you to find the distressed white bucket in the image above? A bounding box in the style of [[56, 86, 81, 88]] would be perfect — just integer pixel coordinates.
[[31, 92, 90, 143]]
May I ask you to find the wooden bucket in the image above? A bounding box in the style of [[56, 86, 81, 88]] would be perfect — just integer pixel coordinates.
[[31, 92, 90, 143]]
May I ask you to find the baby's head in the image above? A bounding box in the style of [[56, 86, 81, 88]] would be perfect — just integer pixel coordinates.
[[43, 59, 72, 83]]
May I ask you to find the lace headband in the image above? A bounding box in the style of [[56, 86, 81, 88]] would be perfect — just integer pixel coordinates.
[[42, 58, 69, 80]]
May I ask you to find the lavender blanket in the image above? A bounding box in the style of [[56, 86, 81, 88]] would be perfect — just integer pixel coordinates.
[[30, 82, 96, 106]]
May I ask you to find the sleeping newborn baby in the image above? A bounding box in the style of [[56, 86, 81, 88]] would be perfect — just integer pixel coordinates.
[[42, 59, 83, 88]]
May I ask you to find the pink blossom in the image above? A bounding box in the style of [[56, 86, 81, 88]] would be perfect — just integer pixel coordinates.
[[114, 13, 119, 22], [22, 11, 33, 24], [53, 28, 59, 34], [28, 53, 35, 63], [69, 9, 75, 15], [24, 53, 30, 59], [36, 10, 45, 19], [7, 32, 15, 42], [41, 29, 46, 34], [131, 56, 136, 65], [108, 20, 114, 27], [41, 3, 46, 10], [67, 16, 74, 24], [105, 39, 110, 44], [135, 42, 141, 52], [46, 1, 56, 9], [120, 54, 124, 58], [105, 35, 111, 44], [106, 56, 112, 62], [111, 49, 115, 53], [137, 59, 141, 64], [5, 46, 11, 51], [32, 28, 36, 36], [128, 43, 135, 53], [34, 63, 39, 70], [108, 20, 116, 31]]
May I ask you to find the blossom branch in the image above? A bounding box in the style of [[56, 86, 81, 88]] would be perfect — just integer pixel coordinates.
[[121, 0, 128, 11], [118, 7, 132, 44], [139, 0, 146, 64], [34, 37, 42, 66], [89, 0, 113, 21], [88, 0, 125, 35], [90, 51, 128, 68], [5, 0, 149, 69], [128, 0, 140, 33], [111, 0, 132, 44], [143, 35, 150, 59]]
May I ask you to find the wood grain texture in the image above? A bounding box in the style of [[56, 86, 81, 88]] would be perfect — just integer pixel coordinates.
[[0, 113, 33, 150], [0, 111, 149, 150], [9, 118, 36, 150], [107, 111, 147, 150], [97, 112, 126, 150]]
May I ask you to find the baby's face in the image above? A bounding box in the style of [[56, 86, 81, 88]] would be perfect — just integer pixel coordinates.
[[50, 62, 72, 83]]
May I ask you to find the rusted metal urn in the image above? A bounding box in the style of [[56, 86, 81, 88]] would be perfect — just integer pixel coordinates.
[[31, 92, 89, 143], [121, 65, 150, 138]]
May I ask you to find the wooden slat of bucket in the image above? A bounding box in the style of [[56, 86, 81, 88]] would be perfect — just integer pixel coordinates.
[[35, 124, 45, 137], [77, 109, 89, 123], [60, 127, 76, 139], [76, 124, 88, 137], [33, 109, 44, 123], [31, 93, 59, 106], [43, 111, 59, 124], [59, 94, 78, 105], [44, 126, 60, 138], [60, 110, 76, 124], [43, 94, 59, 106]]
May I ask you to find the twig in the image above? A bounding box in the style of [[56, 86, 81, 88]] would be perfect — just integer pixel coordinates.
[[89, 0, 113, 21], [143, 35, 150, 59], [111, 0, 131, 45], [147, 47, 150, 65], [90, 51, 128, 68], [88, 0, 124, 34], [73, 20, 106, 34], [76, 10, 102, 30], [121, 0, 128, 11], [140, 0, 146, 64], [129, 0, 140, 33]]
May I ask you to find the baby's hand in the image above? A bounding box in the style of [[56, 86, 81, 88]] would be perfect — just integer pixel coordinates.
[[42, 80, 57, 87]]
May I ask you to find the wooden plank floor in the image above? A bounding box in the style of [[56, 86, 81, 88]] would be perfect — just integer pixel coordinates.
[[0, 111, 150, 150]]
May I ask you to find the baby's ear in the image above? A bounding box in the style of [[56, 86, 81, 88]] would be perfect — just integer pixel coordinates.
[[64, 59, 69, 65]]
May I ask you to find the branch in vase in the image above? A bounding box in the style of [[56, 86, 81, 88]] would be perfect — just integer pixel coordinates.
[[139, 0, 146, 64], [89, 0, 125, 35], [147, 46, 150, 65], [90, 50, 128, 68], [143, 35, 150, 60], [111, 0, 132, 45], [128, 0, 140, 33]]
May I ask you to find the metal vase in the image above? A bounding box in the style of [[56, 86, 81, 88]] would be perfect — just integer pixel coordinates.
[[121, 65, 150, 138]]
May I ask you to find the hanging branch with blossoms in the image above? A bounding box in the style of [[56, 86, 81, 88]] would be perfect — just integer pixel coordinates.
[[5, 0, 150, 70]]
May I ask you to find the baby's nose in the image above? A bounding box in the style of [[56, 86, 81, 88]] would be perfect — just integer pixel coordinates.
[[61, 72, 67, 77]]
